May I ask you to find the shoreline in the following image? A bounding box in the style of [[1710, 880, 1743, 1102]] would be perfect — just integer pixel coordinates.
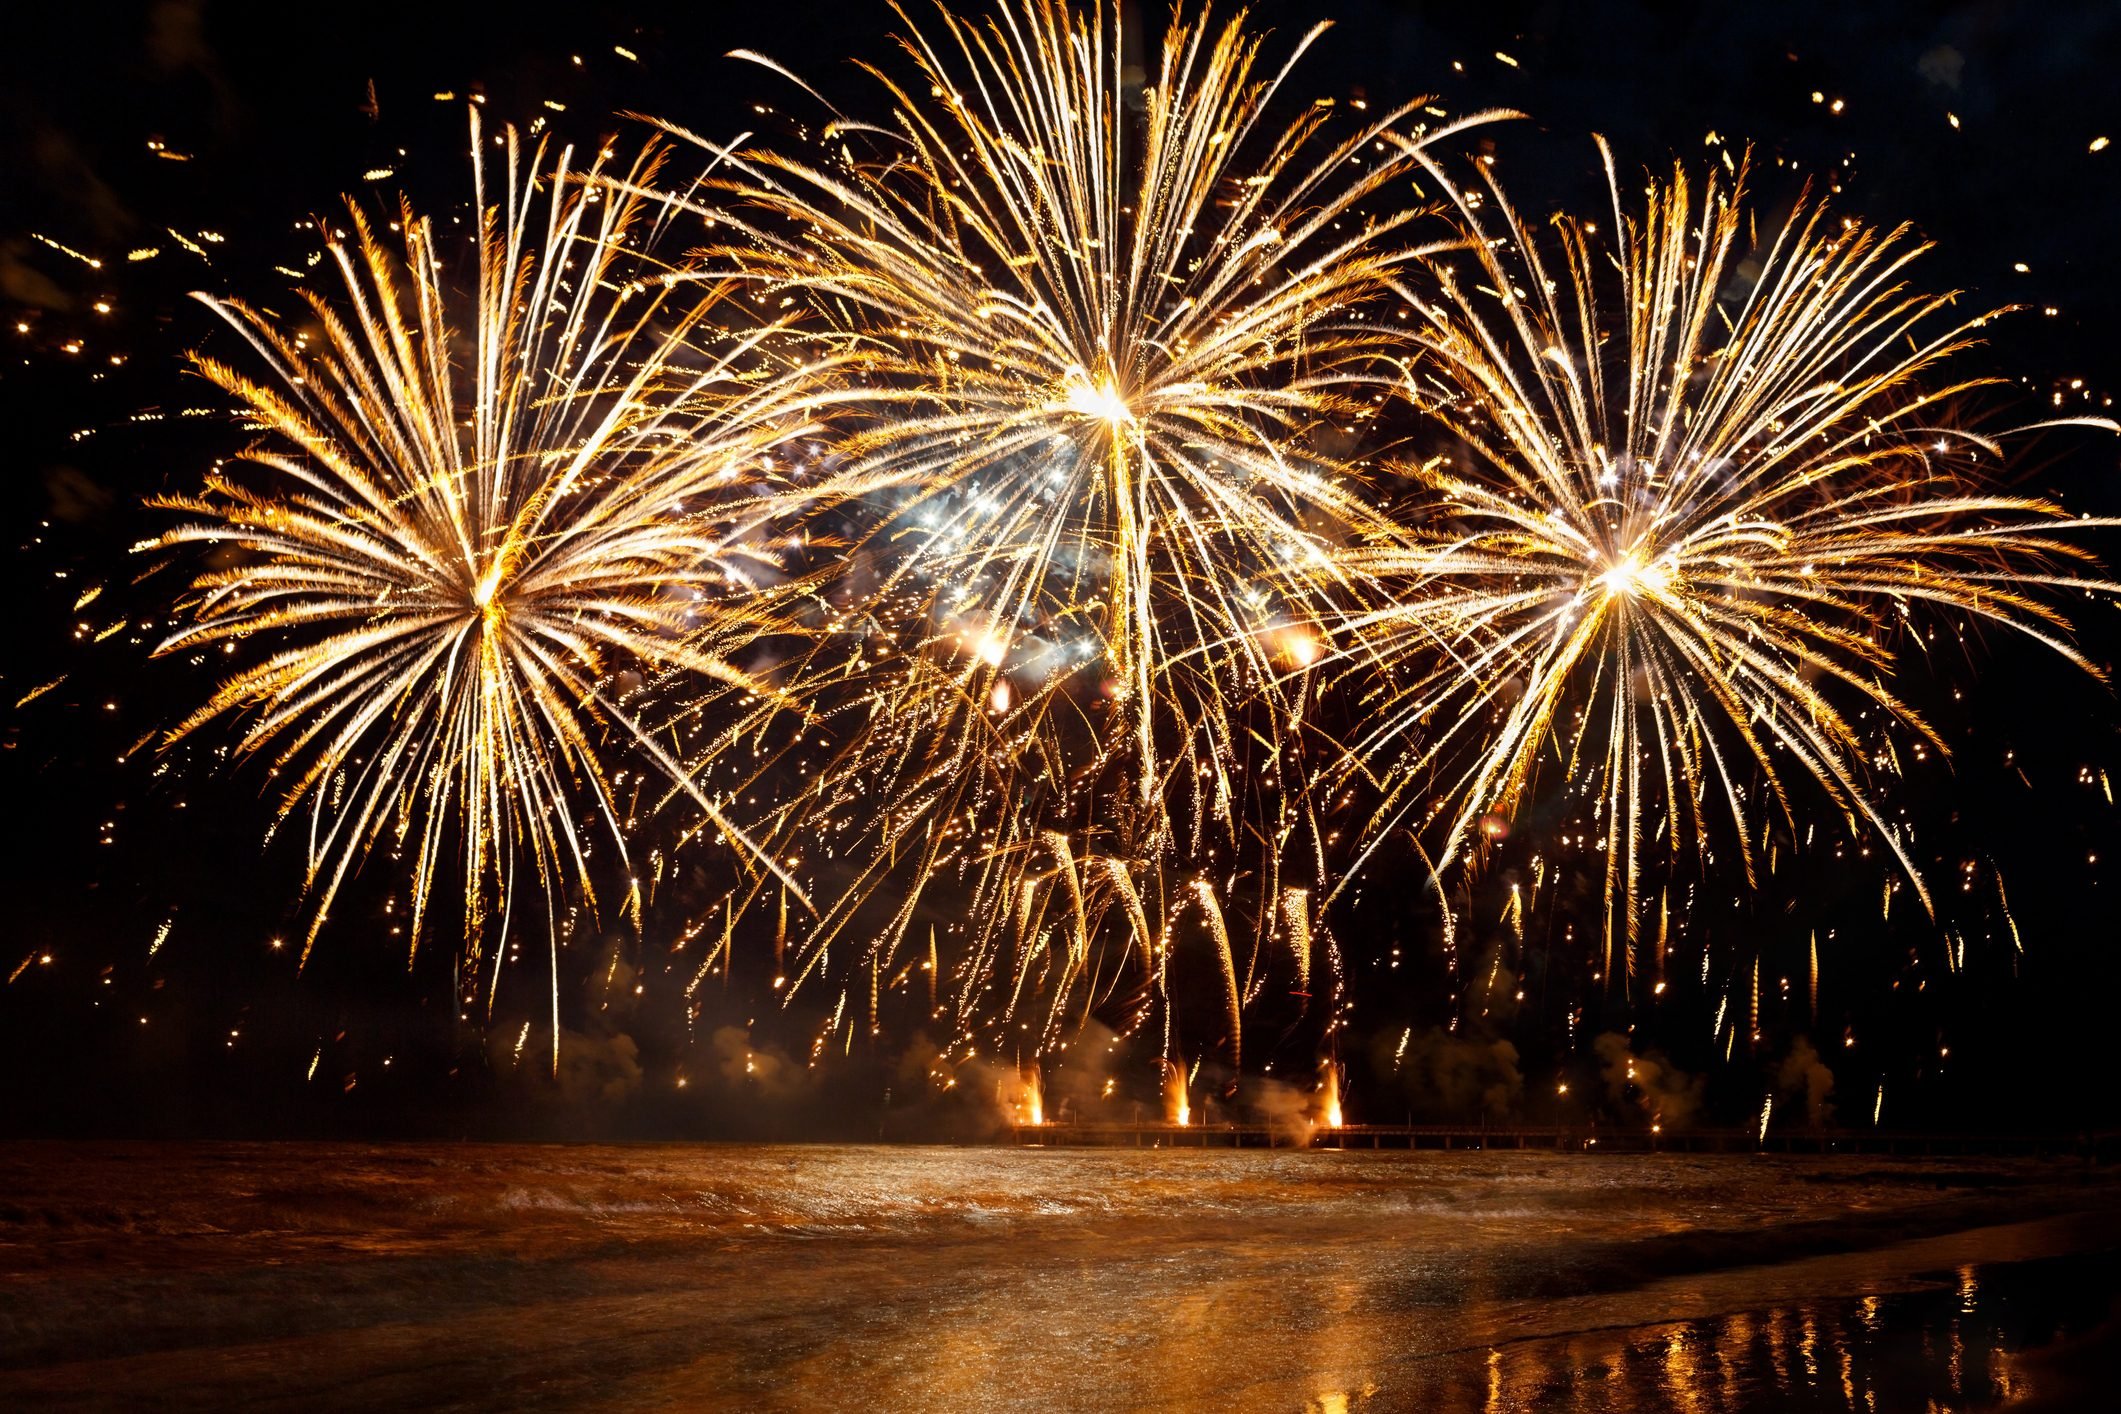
[[3, 1145, 2115, 1409]]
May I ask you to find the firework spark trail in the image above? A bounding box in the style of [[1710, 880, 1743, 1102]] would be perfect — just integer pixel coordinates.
[[151, 112, 834, 1059], [1330, 139, 2121, 980], [631, 0, 1512, 1072]]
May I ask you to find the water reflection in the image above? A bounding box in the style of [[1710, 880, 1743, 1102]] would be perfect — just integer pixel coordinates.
[[1425, 1247, 2113, 1412], [0, 1145, 2112, 1410]]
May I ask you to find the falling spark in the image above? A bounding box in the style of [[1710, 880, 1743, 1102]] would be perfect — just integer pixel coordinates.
[[30, 232, 102, 268], [14, 676, 66, 710], [1283, 888, 1313, 991]]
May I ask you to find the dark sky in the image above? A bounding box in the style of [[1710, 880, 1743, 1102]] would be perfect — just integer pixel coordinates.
[[2, 0, 2118, 1139]]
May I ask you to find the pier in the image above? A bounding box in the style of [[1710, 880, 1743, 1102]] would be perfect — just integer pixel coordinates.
[[1004, 1121, 2121, 1158]]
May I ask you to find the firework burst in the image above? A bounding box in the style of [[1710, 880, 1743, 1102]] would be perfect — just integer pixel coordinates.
[[151, 113, 827, 1045], [639, 0, 1510, 1067], [1334, 140, 2119, 979]]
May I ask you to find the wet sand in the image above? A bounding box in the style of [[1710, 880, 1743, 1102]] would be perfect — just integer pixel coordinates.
[[0, 1143, 2115, 1410]]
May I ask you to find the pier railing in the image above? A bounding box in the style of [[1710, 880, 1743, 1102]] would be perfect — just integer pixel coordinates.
[[1003, 1121, 2121, 1157]]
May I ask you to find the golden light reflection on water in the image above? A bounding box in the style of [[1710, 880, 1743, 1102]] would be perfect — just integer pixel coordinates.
[[0, 1147, 2113, 1411], [1426, 1257, 2084, 1414], [1289, 1267, 2086, 1414]]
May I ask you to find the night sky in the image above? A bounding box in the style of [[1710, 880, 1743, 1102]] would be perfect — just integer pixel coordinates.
[[4, 0, 2119, 1139]]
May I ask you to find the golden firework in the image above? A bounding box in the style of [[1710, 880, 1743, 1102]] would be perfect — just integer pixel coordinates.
[[1335, 139, 2119, 979], [152, 113, 826, 1048], [645, 0, 1508, 1066]]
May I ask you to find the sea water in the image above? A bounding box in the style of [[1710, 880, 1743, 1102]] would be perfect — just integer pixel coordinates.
[[0, 1144, 2114, 1409]]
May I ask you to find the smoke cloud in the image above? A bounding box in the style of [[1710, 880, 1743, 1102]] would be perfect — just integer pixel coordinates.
[[707, 1025, 818, 1105], [1371, 1027, 1523, 1121], [1593, 1032, 1705, 1130], [1245, 1076, 1330, 1145], [1776, 1036, 1837, 1127]]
